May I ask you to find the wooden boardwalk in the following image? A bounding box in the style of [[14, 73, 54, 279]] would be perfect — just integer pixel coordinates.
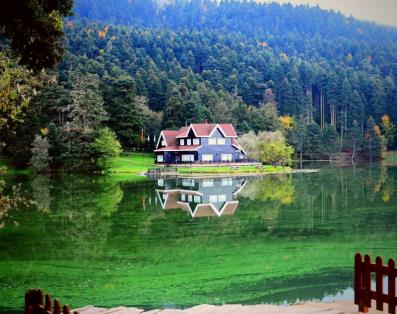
[[73, 301, 386, 314]]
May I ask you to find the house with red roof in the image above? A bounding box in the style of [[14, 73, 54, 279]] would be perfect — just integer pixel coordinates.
[[154, 123, 247, 164]]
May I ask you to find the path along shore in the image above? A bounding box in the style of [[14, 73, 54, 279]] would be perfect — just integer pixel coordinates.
[[73, 301, 386, 314]]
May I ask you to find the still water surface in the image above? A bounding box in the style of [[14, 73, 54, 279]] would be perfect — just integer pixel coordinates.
[[0, 164, 396, 311]]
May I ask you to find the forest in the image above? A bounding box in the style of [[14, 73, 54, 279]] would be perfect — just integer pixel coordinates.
[[1, 0, 397, 171]]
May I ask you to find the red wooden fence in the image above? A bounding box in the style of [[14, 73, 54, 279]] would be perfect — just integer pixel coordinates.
[[25, 289, 79, 314], [355, 253, 397, 314]]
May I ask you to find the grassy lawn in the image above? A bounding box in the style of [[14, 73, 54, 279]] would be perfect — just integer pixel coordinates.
[[109, 152, 154, 174], [177, 164, 289, 174], [383, 150, 397, 159]]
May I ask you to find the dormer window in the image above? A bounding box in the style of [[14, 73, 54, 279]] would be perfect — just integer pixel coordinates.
[[180, 139, 185, 146], [193, 138, 199, 145], [187, 138, 192, 145]]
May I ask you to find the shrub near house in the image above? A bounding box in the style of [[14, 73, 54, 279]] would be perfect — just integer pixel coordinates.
[[154, 123, 247, 164]]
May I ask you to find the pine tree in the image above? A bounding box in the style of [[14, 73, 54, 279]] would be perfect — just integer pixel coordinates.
[[321, 125, 338, 160], [279, 78, 295, 116]]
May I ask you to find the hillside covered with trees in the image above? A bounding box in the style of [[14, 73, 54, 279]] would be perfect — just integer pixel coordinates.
[[2, 0, 397, 170]]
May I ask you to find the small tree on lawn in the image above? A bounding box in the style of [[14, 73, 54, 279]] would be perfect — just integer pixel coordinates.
[[259, 141, 294, 166], [92, 127, 122, 171]]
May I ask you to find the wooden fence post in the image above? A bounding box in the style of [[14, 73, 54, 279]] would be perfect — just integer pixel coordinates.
[[363, 254, 371, 312], [54, 299, 61, 314], [63, 305, 70, 314], [355, 253, 363, 308], [45, 294, 52, 313], [388, 259, 396, 314], [375, 256, 384, 311]]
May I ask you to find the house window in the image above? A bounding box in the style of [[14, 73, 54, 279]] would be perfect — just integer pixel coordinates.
[[188, 194, 193, 202], [181, 194, 186, 201], [161, 140, 166, 146], [157, 155, 164, 163], [208, 138, 216, 145], [182, 154, 194, 162], [218, 194, 227, 202], [222, 178, 232, 186], [202, 179, 214, 187], [180, 139, 185, 145], [221, 154, 232, 161], [217, 138, 226, 145], [182, 178, 195, 187], [209, 195, 218, 203], [157, 179, 164, 187], [193, 138, 200, 145], [187, 138, 192, 145], [201, 154, 213, 162], [194, 195, 201, 203]]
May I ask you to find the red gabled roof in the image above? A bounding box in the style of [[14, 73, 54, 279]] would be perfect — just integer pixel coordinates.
[[176, 126, 190, 138], [162, 130, 179, 147], [156, 123, 241, 152], [219, 124, 238, 137], [190, 123, 216, 137], [175, 123, 237, 138]]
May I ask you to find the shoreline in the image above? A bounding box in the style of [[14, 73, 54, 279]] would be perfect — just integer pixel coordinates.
[[72, 301, 382, 314], [149, 168, 320, 179]]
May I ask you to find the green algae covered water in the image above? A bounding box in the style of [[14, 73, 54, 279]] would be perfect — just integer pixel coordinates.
[[0, 164, 396, 312]]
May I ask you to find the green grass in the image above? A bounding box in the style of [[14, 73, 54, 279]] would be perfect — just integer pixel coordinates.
[[383, 150, 397, 160], [108, 152, 154, 176], [177, 164, 289, 174]]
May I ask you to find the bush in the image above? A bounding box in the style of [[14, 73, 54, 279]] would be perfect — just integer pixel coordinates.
[[92, 127, 122, 171]]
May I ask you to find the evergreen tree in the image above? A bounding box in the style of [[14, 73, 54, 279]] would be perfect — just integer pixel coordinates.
[[102, 76, 144, 148], [279, 78, 295, 116], [364, 117, 384, 161], [321, 125, 338, 160]]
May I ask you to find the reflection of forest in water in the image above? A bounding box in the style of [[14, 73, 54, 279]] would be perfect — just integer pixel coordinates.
[[0, 165, 396, 309]]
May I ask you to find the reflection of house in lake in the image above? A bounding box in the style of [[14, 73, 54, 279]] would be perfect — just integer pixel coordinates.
[[156, 177, 247, 218]]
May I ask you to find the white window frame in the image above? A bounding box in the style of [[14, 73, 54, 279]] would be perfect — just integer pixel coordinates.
[[209, 195, 218, 203], [161, 140, 166, 146], [157, 179, 164, 186], [188, 194, 193, 202], [182, 154, 194, 162], [217, 138, 226, 145], [181, 194, 186, 201], [222, 178, 232, 186], [218, 194, 227, 202], [157, 155, 164, 163], [208, 138, 216, 145], [187, 138, 192, 145], [180, 139, 185, 146], [192, 138, 200, 145], [193, 195, 201, 203], [202, 179, 214, 187], [201, 154, 213, 162], [221, 154, 232, 161], [182, 178, 195, 187]]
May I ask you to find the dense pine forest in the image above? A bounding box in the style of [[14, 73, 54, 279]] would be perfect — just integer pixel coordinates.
[[2, 0, 397, 170]]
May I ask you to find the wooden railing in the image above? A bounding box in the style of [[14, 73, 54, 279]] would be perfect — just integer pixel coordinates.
[[355, 253, 396, 314], [25, 289, 78, 314]]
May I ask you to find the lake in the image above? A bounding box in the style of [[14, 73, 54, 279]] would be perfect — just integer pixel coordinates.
[[0, 163, 396, 312]]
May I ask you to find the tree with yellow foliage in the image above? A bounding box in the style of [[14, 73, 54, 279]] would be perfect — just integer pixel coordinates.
[[380, 115, 396, 150]]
